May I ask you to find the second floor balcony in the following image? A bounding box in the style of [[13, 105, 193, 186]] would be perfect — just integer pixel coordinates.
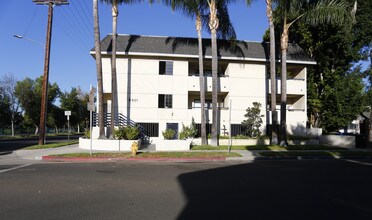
[[268, 78, 306, 95], [188, 75, 229, 92]]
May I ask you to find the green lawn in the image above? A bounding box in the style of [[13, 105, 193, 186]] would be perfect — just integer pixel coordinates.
[[52, 152, 242, 158], [0, 135, 33, 139], [24, 141, 79, 150], [191, 145, 347, 151]]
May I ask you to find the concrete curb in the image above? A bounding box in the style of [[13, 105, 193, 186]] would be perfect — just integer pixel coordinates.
[[41, 154, 372, 163], [254, 155, 372, 160], [42, 156, 227, 162]]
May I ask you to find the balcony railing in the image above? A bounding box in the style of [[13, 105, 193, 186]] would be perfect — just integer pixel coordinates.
[[188, 76, 229, 92], [268, 79, 306, 95]]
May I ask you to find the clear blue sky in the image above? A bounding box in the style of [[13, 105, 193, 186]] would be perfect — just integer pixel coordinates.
[[0, 0, 267, 94]]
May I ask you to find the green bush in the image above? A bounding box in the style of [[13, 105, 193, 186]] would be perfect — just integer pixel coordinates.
[[114, 127, 126, 140], [125, 126, 140, 140], [179, 119, 197, 140], [84, 130, 90, 139], [163, 129, 176, 140], [114, 126, 140, 140], [232, 134, 249, 139], [207, 134, 222, 139]]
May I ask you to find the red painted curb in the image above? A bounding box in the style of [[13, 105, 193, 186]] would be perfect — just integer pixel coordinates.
[[42, 156, 226, 162]]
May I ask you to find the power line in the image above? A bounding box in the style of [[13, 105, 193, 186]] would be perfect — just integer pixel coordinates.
[[70, 0, 94, 37], [74, 0, 94, 30], [23, 7, 39, 37], [62, 2, 93, 43], [53, 16, 90, 51], [82, 0, 92, 23], [57, 7, 92, 48]]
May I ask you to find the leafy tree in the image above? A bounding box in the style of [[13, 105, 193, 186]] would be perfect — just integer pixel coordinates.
[[0, 84, 11, 128], [14, 76, 60, 134], [285, 0, 371, 133], [364, 81, 372, 143], [352, 0, 372, 61], [60, 87, 89, 133], [47, 105, 65, 133], [242, 102, 264, 138], [273, 0, 353, 145], [320, 67, 364, 132], [1, 74, 21, 136]]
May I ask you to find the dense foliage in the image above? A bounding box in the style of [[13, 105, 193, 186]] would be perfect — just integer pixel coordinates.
[[179, 118, 198, 140], [162, 128, 176, 140], [242, 102, 264, 138], [265, 0, 372, 133], [60, 87, 90, 132], [14, 76, 60, 133], [0, 75, 90, 135], [114, 126, 140, 140]]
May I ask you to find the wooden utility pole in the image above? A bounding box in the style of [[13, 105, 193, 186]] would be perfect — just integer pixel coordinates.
[[33, 0, 68, 145]]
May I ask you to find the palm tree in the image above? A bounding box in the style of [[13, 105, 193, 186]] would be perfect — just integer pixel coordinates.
[[208, 0, 219, 146], [275, 0, 353, 146], [165, 0, 208, 145], [208, 0, 245, 146], [196, 11, 208, 145], [100, 0, 121, 139], [101, 0, 152, 139], [164, 0, 236, 146], [266, 0, 279, 145], [93, 0, 106, 139]]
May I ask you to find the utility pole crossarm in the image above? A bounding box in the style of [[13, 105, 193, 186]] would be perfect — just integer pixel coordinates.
[[32, 0, 69, 5]]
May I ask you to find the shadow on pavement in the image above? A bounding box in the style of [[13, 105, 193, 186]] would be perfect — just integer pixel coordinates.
[[177, 160, 372, 219]]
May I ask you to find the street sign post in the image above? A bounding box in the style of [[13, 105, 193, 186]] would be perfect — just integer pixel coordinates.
[[64, 111, 71, 141], [88, 85, 96, 155]]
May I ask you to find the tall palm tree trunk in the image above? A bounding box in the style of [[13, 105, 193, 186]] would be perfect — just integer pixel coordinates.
[[209, 0, 219, 146], [280, 15, 289, 147], [109, 0, 118, 139], [266, 0, 278, 145], [93, 0, 106, 139], [196, 13, 207, 145]]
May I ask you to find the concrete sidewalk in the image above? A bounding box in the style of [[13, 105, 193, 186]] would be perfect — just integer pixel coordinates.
[[11, 144, 254, 162], [14, 144, 91, 161], [10, 144, 372, 163]]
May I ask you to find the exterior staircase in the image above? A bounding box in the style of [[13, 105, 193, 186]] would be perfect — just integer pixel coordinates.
[[93, 113, 150, 144]]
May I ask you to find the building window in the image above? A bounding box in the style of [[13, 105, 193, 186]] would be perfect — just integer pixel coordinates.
[[137, 123, 159, 137], [191, 99, 225, 109], [166, 123, 179, 139], [158, 94, 173, 108], [231, 124, 244, 136], [195, 123, 212, 137], [192, 99, 212, 109], [159, 61, 173, 75]]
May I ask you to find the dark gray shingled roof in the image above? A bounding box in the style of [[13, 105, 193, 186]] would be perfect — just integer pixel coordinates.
[[92, 34, 315, 63]]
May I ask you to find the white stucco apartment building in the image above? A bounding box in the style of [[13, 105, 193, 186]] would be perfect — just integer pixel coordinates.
[[91, 34, 315, 140]]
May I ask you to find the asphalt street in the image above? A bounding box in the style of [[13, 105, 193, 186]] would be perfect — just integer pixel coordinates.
[[1, 160, 372, 219], [0, 135, 81, 153]]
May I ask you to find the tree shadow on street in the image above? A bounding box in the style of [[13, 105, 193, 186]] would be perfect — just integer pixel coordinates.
[[177, 160, 372, 219]]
